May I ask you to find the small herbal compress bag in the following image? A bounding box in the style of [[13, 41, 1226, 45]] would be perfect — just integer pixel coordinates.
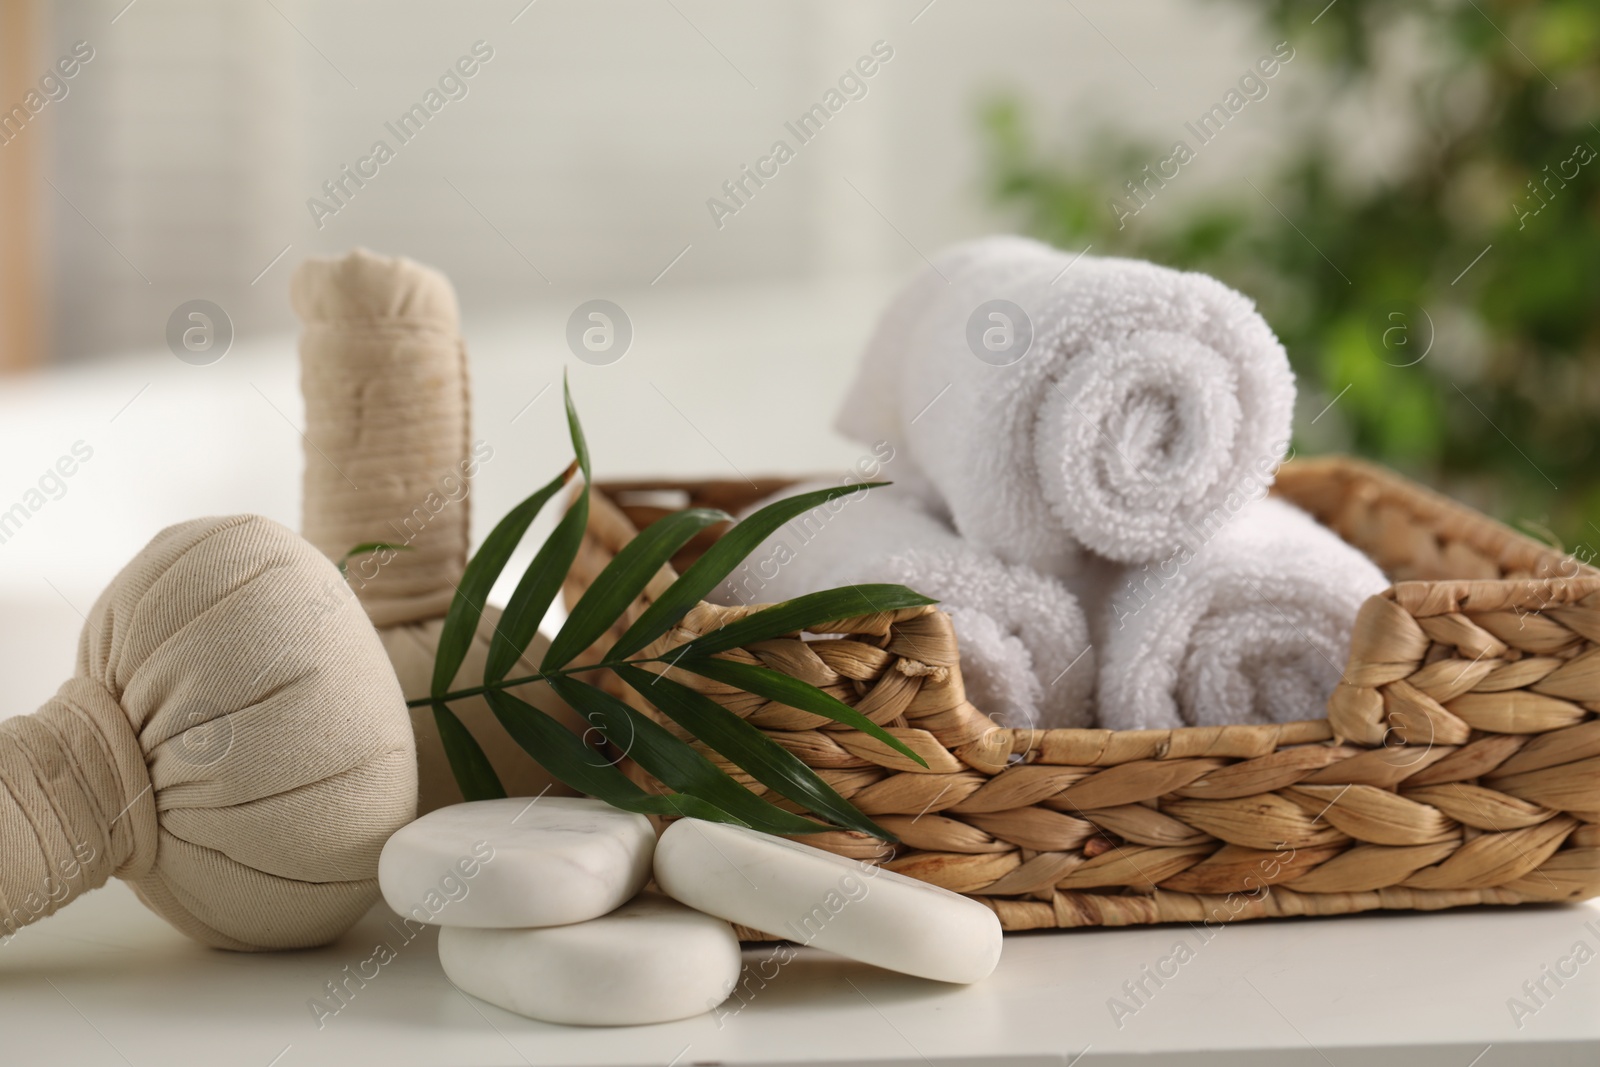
[[292, 248, 587, 813]]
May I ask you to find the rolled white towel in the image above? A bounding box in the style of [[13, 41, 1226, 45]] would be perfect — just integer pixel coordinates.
[[1093, 496, 1389, 731], [836, 236, 1296, 573], [709, 480, 1095, 730]]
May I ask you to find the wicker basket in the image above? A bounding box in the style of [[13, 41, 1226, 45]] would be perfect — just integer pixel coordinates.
[[563, 456, 1600, 931]]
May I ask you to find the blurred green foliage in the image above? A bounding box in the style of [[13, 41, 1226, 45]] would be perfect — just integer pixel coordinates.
[[981, 0, 1600, 557]]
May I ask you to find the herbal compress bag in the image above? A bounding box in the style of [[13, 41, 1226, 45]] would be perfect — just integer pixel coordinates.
[[292, 248, 587, 813], [0, 515, 416, 950]]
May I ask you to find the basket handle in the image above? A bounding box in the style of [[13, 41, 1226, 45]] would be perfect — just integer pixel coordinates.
[[1330, 576, 1600, 747]]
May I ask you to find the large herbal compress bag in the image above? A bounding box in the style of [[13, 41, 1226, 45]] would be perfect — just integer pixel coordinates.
[[0, 515, 416, 950]]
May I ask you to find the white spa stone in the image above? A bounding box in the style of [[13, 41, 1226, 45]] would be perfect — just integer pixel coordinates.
[[654, 819, 1003, 984], [438, 892, 743, 1026], [378, 796, 654, 928]]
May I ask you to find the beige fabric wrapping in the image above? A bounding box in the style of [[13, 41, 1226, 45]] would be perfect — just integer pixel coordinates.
[[0, 515, 416, 951], [295, 248, 469, 629], [293, 249, 586, 813]]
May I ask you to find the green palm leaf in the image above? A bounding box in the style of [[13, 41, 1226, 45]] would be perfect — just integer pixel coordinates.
[[543, 508, 729, 672], [430, 702, 506, 801], [548, 677, 828, 835], [606, 482, 887, 661], [429, 462, 574, 699], [484, 377, 592, 683], [421, 383, 927, 840], [680, 655, 927, 767], [669, 584, 936, 659], [484, 689, 739, 823], [613, 663, 891, 839]]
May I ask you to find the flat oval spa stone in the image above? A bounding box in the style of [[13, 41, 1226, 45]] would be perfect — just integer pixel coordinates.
[[438, 892, 742, 1026], [654, 819, 1003, 984], [378, 796, 654, 928]]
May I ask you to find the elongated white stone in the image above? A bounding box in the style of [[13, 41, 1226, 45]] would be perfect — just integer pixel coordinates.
[[438, 893, 742, 1026], [378, 797, 654, 928], [654, 819, 1003, 984]]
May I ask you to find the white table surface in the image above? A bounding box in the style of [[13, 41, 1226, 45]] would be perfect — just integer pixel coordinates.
[[3, 881, 1597, 1067]]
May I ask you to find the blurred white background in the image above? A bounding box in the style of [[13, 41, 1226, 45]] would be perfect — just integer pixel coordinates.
[[33, 0, 1302, 355], [0, 0, 1307, 711]]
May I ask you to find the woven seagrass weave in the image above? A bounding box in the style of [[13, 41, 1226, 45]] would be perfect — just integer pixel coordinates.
[[563, 456, 1600, 931]]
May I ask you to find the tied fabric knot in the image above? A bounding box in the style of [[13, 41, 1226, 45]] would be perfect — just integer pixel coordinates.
[[0, 675, 158, 935]]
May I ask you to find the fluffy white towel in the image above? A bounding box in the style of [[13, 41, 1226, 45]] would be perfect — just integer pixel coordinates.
[[836, 236, 1296, 573], [1092, 496, 1389, 732], [709, 481, 1096, 730]]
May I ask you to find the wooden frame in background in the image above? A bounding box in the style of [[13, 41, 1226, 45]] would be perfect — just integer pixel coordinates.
[[0, 0, 42, 372]]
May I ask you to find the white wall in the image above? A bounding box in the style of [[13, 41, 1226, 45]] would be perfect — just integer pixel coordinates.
[[33, 0, 1300, 362]]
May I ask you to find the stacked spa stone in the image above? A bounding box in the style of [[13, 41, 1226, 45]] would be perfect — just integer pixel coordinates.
[[379, 798, 1004, 1027]]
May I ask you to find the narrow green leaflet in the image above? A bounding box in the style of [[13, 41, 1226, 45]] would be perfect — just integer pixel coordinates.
[[607, 481, 887, 661], [430, 462, 575, 699], [543, 508, 730, 672], [613, 664, 892, 840], [484, 492, 589, 683], [548, 678, 829, 835], [431, 703, 506, 801], [484, 378, 595, 683], [669, 584, 936, 659], [563, 372, 591, 482], [483, 689, 744, 823], [680, 655, 928, 767]]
